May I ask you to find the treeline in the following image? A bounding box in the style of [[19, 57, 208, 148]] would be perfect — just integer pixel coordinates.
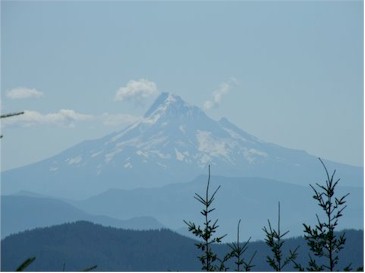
[[1, 221, 362, 271]]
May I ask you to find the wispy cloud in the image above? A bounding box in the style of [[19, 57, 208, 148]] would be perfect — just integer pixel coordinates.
[[2, 109, 93, 128], [114, 79, 158, 103], [6, 87, 44, 100], [203, 78, 238, 111], [2, 109, 140, 129], [101, 113, 140, 127]]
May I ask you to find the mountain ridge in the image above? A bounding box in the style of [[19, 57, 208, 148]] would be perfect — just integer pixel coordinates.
[[1, 194, 164, 239], [73, 175, 363, 241]]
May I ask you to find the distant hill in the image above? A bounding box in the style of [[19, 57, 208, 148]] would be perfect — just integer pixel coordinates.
[[2, 175, 362, 242], [1, 221, 363, 271], [1, 194, 164, 238], [74, 175, 363, 241]]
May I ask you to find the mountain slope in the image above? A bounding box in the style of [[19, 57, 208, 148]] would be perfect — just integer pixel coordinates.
[[1, 221, 363, 271], [1, 194, 164, 239], [1, 92, 362, 199]]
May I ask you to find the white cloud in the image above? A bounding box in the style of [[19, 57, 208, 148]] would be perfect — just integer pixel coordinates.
[[2, 109, 93, 128], [101, 113, 140, 127], [203, 78, 238, 111], [6, 87, 44, 99], [114, 79, 158, 103], [2, 109, 141, 129]]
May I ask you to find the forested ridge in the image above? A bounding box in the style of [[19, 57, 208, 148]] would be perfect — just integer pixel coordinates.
[[1, 221, 363, 271]]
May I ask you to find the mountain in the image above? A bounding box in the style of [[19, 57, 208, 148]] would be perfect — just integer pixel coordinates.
[[73, 175, 363, 241], [1, 92, 363, 199], [1, 194, 164, 239], [1, 221, 363, 271]]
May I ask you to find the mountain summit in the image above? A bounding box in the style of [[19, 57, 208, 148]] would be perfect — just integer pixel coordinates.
[[144, 92, 204, 119], [2, 93, 362, 199]]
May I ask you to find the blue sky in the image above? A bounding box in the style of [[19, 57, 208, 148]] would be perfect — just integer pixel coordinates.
[[1, 1, 363, 171]]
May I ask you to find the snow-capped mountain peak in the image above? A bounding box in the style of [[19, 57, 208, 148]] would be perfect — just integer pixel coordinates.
[[2, 92, 362, 199], [143, 92, 205, 124]]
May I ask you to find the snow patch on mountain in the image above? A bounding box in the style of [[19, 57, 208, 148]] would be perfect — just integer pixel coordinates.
[[197, 130, 230, 158], [179, 125, 186, 134], [157, 162, 167, 168], [124, 162, 133, 169], [136, 150, 149, 158], [67, 156, 82, 165], [243, 148, 268, 164], [105, 148, 123, 163], [139, 136, 168, 150], [91, 151, 103, 158], [151, 150, 171, 159], [49, 166, 58, 172], [175, 149, 185, 161], [223, 128, 248, 142], [198, 154, 212, 166]]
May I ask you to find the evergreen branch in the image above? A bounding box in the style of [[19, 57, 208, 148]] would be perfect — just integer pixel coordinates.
[[16, 257, 36, 272], [82, 265, 98, 272]]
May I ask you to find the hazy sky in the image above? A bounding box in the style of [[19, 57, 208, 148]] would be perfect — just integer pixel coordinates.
[[1, 1, 363, 171]]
